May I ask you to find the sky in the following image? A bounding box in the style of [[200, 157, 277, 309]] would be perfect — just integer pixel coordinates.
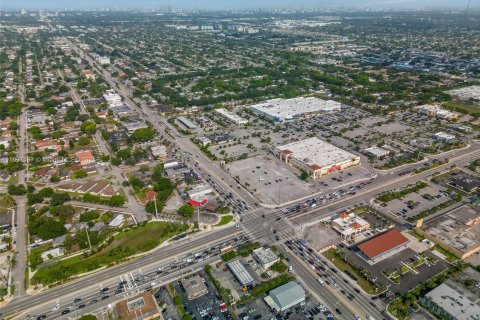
[[0, 0, 477, 10]]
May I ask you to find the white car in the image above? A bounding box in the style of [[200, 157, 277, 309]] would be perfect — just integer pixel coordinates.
[[52, 305, 60, 311]]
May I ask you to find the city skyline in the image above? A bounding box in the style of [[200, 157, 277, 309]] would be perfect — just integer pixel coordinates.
[[1, 0, 478, 10]]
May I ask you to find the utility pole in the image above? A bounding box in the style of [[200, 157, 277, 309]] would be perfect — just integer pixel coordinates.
[[85, 225, 92, 252], [153, 195, 159, 220]]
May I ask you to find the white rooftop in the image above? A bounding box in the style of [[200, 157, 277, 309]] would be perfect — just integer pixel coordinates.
[[250, 97, 341, 119], [424, 281, 480, 320], [277, 137, 359, 169]]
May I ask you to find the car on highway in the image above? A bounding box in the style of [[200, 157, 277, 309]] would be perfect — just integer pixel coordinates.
[[61, 310, 70, 315], [36, 316, 46, 320], [73, 298, 81, 303], [101, 295, 109, 300]]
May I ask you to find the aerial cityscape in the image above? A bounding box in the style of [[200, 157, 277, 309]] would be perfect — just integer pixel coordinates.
[[0, 1, 479, 320]]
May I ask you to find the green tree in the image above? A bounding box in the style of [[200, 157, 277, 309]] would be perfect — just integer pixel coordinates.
[[178, 204, 194, 219], [145, 200, 164, 214], [132, 127, 155, 142], [108, 195, 125, 207], [50, 192, 71, 206], [81, 121, 97, 134]]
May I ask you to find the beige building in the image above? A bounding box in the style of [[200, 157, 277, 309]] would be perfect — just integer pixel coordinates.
[[116, 292, 160, 320], [180, 275, 208, 300], [415, 205, 480, 260], [275, 137, 360, 180], [331, 212, 370, 240]]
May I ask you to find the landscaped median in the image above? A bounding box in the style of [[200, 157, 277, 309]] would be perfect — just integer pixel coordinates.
[[214, 215, 233, 227], [323, 248, 386, 295], [31, 221, 188, 286]]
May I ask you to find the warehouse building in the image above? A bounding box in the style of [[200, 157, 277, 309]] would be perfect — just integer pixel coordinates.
[[252, 247, 280, 269], [420, 280, 480, 320], [415, 205, 480, 260], [227, 259, 255, 287], [357, 229, 409, 264], [264, 281, 306, 312], [214, 108, 248, 125], [180, 275, 208, 300], [177, 116, 197, 130], [274, 137, 360, 180], [250, 97, 341, 123]]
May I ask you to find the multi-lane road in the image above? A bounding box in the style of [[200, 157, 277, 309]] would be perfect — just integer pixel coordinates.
[[3, 33, 479, 320]]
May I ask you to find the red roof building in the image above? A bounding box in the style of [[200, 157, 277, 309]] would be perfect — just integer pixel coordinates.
[[358, 229, 409, 262]]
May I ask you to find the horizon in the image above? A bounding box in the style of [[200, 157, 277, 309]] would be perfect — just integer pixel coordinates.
[[1, 0, 478, 10]]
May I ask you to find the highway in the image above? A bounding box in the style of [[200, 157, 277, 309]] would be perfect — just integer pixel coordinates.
[[3, 33, 478, 320]]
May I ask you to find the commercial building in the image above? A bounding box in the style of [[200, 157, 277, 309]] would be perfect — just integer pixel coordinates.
[[433, 132, 456, 143], [252, 247, 280, 269], [116, 292, 160, 320], [274, 137, 360, 180], [180, 275, 208, 300], [415, 105, 461, 120], [331, 212, 370, 241], [150, 145, 167, 160], [449, 174, 480, 193], [419, 280, 480, 320], [214, 108, 248, 125], [250, 97, 341, 123], [227, 259, 255, 287], [177, 116, 197, 130], [357, 229, 409, 264], [415, 205, 480, 260], [187, 183, 213, 198], [264, 281, 306, 312], [123, 120, 149, 133], [103, 90, 122, 105], [364, 146, 391, 158]]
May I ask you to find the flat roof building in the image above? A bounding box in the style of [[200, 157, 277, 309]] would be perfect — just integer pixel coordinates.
[[357, 229, 409, 264], [433, 132, 456, 143], [252, 247, 280, 269], [177, 116, 197, 130], [150, 145, 167, 160], [215, 108, 248, 125], [364, 146, 390, 158], [180, 275, 208, 300], [420, 280, 480, 320], [250, 97, 341, 123], [264, 281, 306, 312], [332, 212, 370, 241], [227, 259, 255, 287], [274, 137, 360, 180], [116, 292, 160, 320], [415, 205, 480, 260]]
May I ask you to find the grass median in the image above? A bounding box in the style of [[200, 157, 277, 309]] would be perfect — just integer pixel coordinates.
[[32, 221, 188, 286], [214, 215, 233, 227]]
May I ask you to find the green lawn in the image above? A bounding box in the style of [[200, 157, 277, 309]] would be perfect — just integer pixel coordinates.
[[32, 221, 188, 286], [442, 101, 480, 117], [214, 215, 233, 227]]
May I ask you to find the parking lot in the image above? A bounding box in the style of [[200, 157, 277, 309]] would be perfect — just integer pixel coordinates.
[[173, 271, 228, 320], [380, 183, 451, 220], [226, 155, 312, 205], [343, 246, 449, 295]]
